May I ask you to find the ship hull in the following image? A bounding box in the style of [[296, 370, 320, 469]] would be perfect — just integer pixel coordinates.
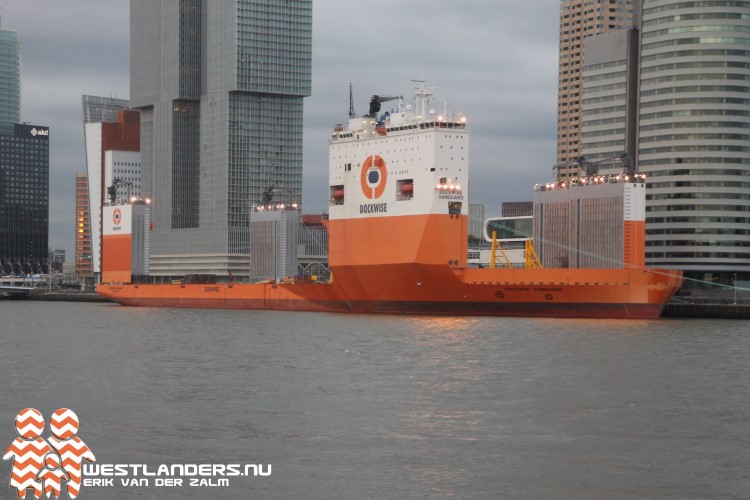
[[96, 264, 682, 319]]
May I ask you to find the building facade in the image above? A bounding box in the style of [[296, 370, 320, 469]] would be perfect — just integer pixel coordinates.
[[131, 0, 312, 277], [75, 172, 93, 277], [82, 95, 129, 125], [557, 0, 641, 177], [581, 29, 640, 166], [0, 124, 50, 274], [639, 0, 750, 279], [83, 109, 141, 274], [0, 22, 19, 124], [501, 201, 533, 218], [49, 249, 65, 273]]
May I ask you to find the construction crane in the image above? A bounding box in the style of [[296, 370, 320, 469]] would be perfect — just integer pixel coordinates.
[[366, 94, 401, 118], [260, 185, 297, 207], [553, 153, 633, 178], [107, 178, 133, 204]]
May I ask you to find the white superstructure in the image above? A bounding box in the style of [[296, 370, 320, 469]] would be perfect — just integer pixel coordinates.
[[328, 81, 470, 221]]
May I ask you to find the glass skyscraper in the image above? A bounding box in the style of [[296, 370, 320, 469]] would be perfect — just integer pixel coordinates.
[[0, 23, 19, 124], [639, 0, 750, 278], [131, 0, 312, 277], [0, 124, 50, 274]]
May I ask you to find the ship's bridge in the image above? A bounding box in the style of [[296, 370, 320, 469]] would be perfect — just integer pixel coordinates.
[[327, 82, 470, 222], [331, 109, 468, 142], [331, 81, 468, 143]]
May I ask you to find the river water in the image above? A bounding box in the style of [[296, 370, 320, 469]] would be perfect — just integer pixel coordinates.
[[0, 301, 747, 499]]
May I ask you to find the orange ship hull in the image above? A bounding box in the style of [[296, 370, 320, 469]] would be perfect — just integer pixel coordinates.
[[96, 264, 683, 319], [97, 85, 685, 319]]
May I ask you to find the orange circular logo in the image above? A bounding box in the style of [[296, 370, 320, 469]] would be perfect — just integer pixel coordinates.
[[113, 208, 122, 225], [360, 155, 388, 199]]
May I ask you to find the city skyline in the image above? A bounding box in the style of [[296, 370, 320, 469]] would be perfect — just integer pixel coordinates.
[[1, 0, 560, 258]]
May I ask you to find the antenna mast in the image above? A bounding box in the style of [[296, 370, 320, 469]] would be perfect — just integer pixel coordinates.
[[348, 83, 355, 118]]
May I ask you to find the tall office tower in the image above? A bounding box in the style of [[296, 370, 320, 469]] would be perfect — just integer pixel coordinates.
[[557, 0, 641, 178], [0, 124, 49, 274], [82, 95, 129, 125], [639, 1, 750, 281], [0, 19, 20, 124], [131, 0, 312, 277], [580, 29, 640, 168], [75, 173, 93, 277]]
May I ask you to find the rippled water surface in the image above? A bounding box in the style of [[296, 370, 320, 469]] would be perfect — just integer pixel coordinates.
[[0, 301, 748, 499]]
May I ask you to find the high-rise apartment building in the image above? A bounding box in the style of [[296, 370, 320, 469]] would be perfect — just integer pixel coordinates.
[[557, 0, 641, 178], [75, 172, 93, 277], [0, 19, 20, 124], [131, 0, 312, 277], [639, 0, 750, 277]]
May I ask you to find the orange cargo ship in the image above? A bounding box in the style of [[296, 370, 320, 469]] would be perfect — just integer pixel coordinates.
[[97, 82, 683, 318]]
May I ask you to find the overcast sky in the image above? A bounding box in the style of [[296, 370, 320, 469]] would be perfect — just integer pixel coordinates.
[[1, 0, 560, 256]]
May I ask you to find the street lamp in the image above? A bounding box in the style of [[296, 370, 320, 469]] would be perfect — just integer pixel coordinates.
[[733, 273, 737, 305]]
